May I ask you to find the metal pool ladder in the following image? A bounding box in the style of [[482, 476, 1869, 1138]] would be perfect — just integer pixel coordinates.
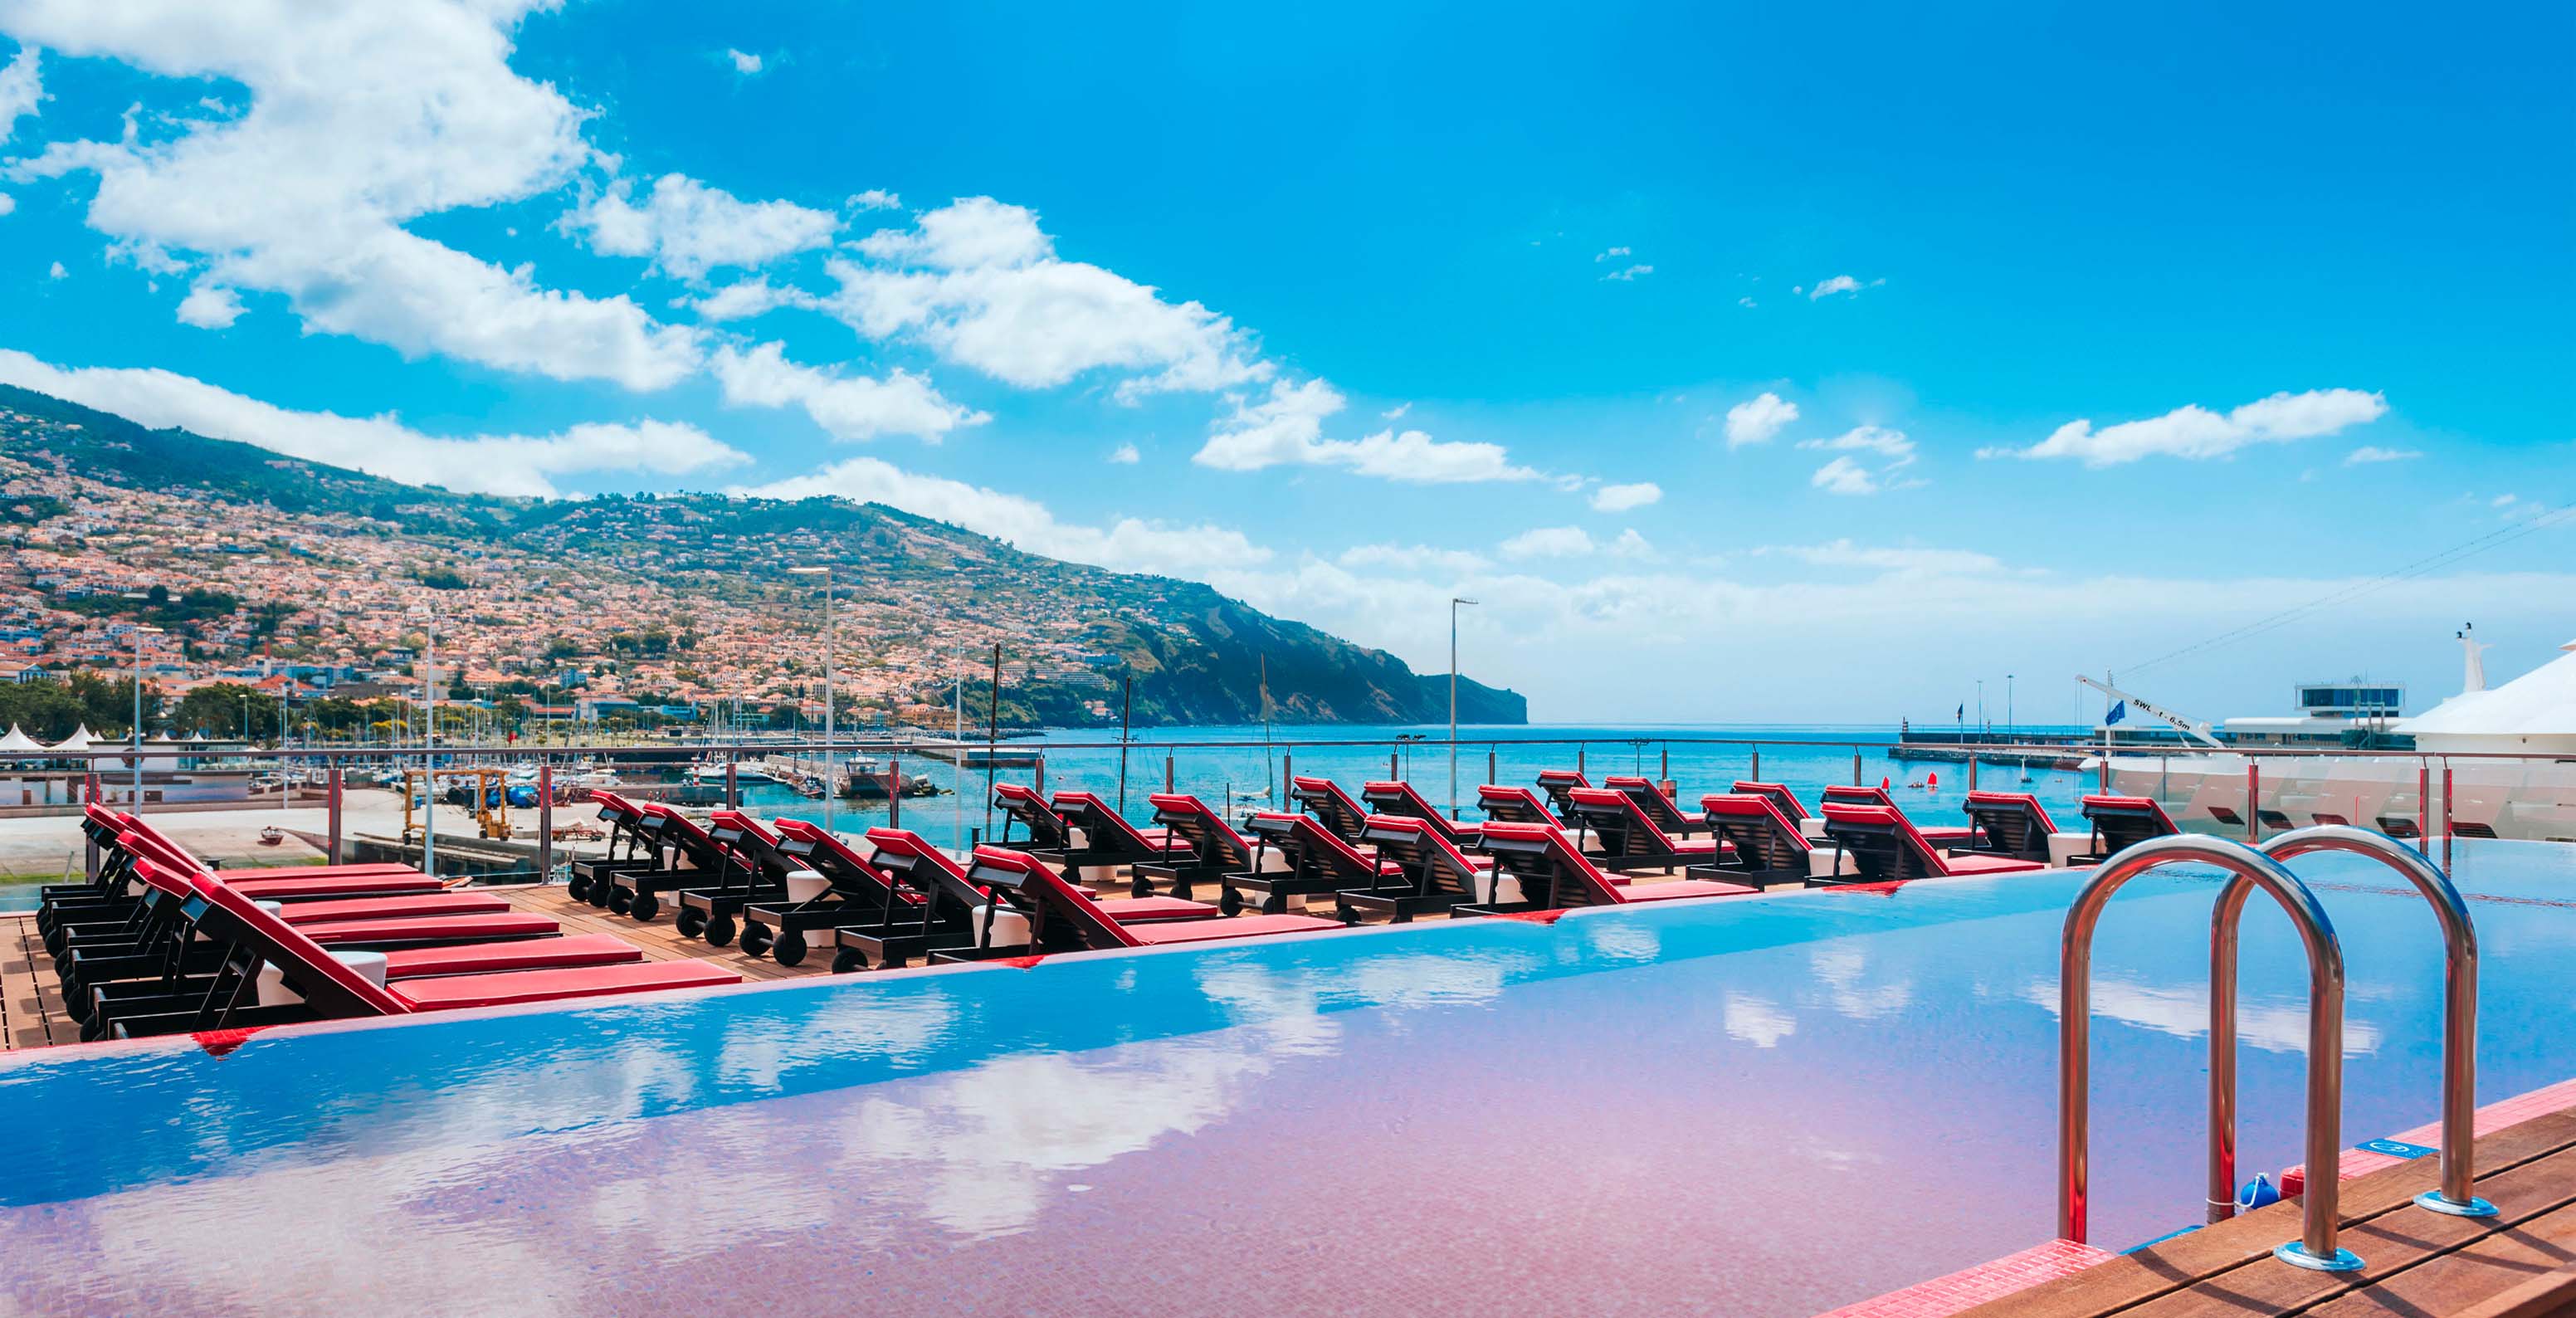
[[2056, 827, 2489, 1274]]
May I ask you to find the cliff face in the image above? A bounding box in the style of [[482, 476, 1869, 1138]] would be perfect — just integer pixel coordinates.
[[0, 383, 1529, 727]]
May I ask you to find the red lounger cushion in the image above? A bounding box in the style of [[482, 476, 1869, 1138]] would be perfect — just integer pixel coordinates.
[[1129, 913, 1344, 945], [204, 862, 426, 881], [271, 892, 512, 924], [300, 913, 563, 944], [1935, 852, 2046, 876], [229, 874, 447, 900], [1095, 895, 1221, 922], [1920, 824, 1975, 844], [382, 933, 643, 979], [391, 960, 741, 1010], [1617, 878, 1763, 901]]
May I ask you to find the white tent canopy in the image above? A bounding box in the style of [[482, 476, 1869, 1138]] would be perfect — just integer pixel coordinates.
[[2397, 637, 2576, 754], [0, 724, 42, 753], [51, 725, 97, 751]]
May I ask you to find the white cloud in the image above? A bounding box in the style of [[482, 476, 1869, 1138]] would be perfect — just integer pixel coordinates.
[[1982, 388, 2389, 466], [708, 340, 985, 442], [1737, 296, 1756, 308], [1107, 442, 1139, 465], [1498, 525, 1594, 559], [1811, 456, 1879, 495], [565, 173, 837, 281], [1608, 528, 1656, 559], [1336, 543, 1490, 575], [1589, 481, 1661, 512], [46, 260, 66, 279], [0, 349, 746, 497], [1600, 264, 1652, 282], [725, 48, 764, 76], [0, 45, 39, 143], [1193, 378, 1540, 484], [1723, 391, 1798, 447], [1762, 539, 2005, 576], [1593, 247, 1631, 261], [1798, 425, 1915, 463], [3, 2, 707, 391], [174, 281, 243, 328], [1808, 274, 1883, 300], [734, 456, 1270, 578], [2344, 445, 2422, 466], [826, 197, 1266, 398], [683, 276, 813, 322], [1381, 402, 1411, 420], [846, 188, 901, 211], [0, 191, 12, 216]]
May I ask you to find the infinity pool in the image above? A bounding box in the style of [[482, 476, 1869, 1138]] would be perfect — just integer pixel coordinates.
[[4, 840, 2572, 1316]]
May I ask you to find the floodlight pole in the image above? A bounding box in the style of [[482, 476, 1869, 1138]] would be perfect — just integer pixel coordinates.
[[1449, 598, 1477, 816]]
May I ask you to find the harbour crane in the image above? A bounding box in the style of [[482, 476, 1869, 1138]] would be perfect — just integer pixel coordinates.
[[2076, 674, 2225, 749]]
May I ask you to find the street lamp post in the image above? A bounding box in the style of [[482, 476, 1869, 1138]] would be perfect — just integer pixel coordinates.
[[411, 608, 438, 878], [2007, 673, 2016, 741], [788, 566, 835, 831], [129, 624, 162, 806], [1449, 598, 1476, 816]]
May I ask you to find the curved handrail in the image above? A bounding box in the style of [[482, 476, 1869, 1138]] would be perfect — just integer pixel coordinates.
[[2061, 832, 2359, 1271], [2213, 825, 2493, 1218]]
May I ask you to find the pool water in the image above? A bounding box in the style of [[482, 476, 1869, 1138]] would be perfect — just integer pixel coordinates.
[[3, 840, 2571, 1316]]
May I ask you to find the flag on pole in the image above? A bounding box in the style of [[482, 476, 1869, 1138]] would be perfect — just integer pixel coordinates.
[[1955, 702, 1964, 721], [2105, 700, 2128, 726]]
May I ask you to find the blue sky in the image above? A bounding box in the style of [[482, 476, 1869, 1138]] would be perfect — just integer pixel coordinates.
[[2, 0, 2571, 722]]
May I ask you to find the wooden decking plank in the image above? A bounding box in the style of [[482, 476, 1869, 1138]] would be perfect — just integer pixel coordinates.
[[1968, 1111, 2576, 1316], [2302, 1199, 2576, 1316], [2121, 1143, 2576, 1316]]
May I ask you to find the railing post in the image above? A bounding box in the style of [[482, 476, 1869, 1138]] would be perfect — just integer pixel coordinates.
[[1659, 744, 1668, 780], [1577, 745, 1585, 775], [1282, 751, 1292, 793], [1164, 755, 1174, 793], [1852, 749, 1861, 786], [890, 757, 902, 828], [724, 760, 739, 811], [2247, 763, 2261, 842], [1388, 750, 1398, 780], [1969, 755, 1978, 791], [1035, 754, 1046, 796], [326, 765, 344, 865], [1488, 749, 1497, 785], [2417, 763, 2429, 843], [2442, 763, 2454, 868], [536, 763, 554, 883], [1749, 747, 1759, 781]]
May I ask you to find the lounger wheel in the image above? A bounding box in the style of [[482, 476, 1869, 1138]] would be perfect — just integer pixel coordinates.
[[604, 887, 631, 914], [705, 914, 735, 947], [773, 931, 807, 967], [564, 874, 591, 904], [1260, 895, 1286, 915], [831, 948, 864, 974], [1129, 875, 1154, 898], [674, 907, 705, 939], [629, 894, 660, 922], [1218, 888, 1244, 916], [739, 924, 773, 958]]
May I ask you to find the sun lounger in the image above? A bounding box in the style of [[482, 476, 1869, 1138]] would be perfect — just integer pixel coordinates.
[[1959, 791, 2059, 862], [1220, 812, 1413, 915], [1692, 793, 1817, 887], [1476, 784, 1561, 827], [1559, 788, 1730, 875], [768, 821, 938, 971], [1730, 781, 1814, 834], [1136, 793, 1260, 900], [1534, 769, 1593, 822], [837, 827, 1218, 970], [569, 789, 665, 905], [1342, 815, 1490, 922], [934, 847, 1340, 959], [608, 803, 752, 921], [673, 812, 799, 949], [1359, 780, 1483, 846], [1819, 784, 1976, 845], [1286, 775, 1374, 843], [90, 866, 737, 1038], [2075, 793, 2182, 862], [1602, 776, 1709, 835], [1816, 803, 2046, 885], [1473, 822, 1759, 912], [1048, 790, 1185, 886], [991, 782, 1075, 857], [43, 807, 432, 936]]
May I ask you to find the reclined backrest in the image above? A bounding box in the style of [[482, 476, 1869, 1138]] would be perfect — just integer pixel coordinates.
[[773, 818, 910, 903], [1476, 784, 1559, 827], [1534, 769, 1593, 820], [1476, 821, 1620, 908], [2081, 794, 2179, 852], [708, 811, 798, 878], [1962, 791, 2056, 860], [1147, 793, 1251, 868], [1821, 783, 1899, 810], [1604, 775, 1699, 832], [168, 864, 407, 1018], [1051, 791, 1175, 857], [991, 783, 1072, 849], [1731, 782, 1808, 823], [643, 804, 741, 873], [1360, 780, 1476, 843], [1563, 786, 1682, 858], [1700, 793, 1812, 870], [1359, 815, 1482, 900], [1287, 776, 1371, 842], [862, 827, 983, 909], [1283, 813, 1386, 884], [967, 846, 1139, 949], [1818, 803, 1944, 880]]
